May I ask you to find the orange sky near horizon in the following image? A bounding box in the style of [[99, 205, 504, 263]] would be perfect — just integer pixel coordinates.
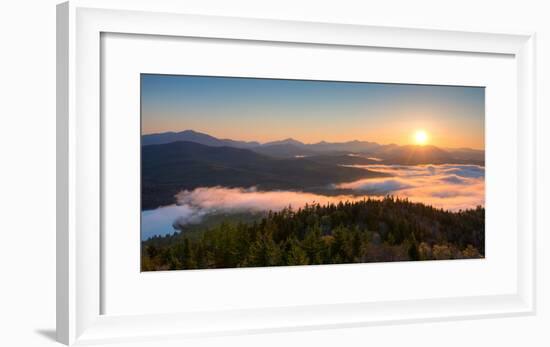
[[141, 75, 485, 150], [143, 111, 485, 150]]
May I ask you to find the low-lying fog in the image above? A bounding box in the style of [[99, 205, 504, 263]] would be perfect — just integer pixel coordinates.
[[141, 164, 485, 240]]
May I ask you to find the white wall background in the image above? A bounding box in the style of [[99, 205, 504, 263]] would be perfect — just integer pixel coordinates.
[[0, 0, 547, 346]]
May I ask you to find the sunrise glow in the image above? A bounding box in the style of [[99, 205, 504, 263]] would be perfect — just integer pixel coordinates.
[[140, 74, 487, 270], [141, 75, 485, 149], [414, 130, 429, 145]]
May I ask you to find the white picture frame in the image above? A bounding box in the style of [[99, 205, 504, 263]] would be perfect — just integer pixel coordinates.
[[56, 1, 536, 345]]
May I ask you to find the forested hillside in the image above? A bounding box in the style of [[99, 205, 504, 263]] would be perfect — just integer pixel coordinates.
[[141, 196, 484, 271], [141, 141, 386, 209]]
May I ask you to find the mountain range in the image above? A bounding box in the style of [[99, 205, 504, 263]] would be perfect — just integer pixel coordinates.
[[142, 130, 484, 165], [141, 130, 484, 209]]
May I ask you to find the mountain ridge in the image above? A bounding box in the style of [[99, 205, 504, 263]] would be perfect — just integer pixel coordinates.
[[142, 129, 483, 151], [142, 129, 484, 164], [141, 140, 387, 210], [142, 129, 261, 148]]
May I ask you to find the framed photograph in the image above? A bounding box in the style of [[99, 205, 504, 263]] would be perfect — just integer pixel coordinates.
[[57, 1, 536, 345], [139, 74, 486, 271]]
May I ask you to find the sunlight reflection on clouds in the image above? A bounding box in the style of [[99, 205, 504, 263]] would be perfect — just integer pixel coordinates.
[[335, 164, 485, 211], [141, 164, 484, 239]]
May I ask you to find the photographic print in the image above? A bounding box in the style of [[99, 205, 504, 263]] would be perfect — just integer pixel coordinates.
[[140, 74, 485, 271]]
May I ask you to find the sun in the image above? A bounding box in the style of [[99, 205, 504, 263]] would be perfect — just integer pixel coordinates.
[[413, 130, 429, 145]]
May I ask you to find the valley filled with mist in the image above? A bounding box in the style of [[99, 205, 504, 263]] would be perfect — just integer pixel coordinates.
[[141, 130, 485, 271]]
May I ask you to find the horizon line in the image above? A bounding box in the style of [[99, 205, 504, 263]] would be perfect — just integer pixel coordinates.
[[141, 129, 485, 151]]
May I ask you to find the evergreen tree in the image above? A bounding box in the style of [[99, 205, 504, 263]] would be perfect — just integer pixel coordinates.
[[141, 197, 484, 271]]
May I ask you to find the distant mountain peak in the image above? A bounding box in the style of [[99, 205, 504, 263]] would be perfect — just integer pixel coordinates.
[[142, 129, 258, 148], [263, 138, 305, 146]]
